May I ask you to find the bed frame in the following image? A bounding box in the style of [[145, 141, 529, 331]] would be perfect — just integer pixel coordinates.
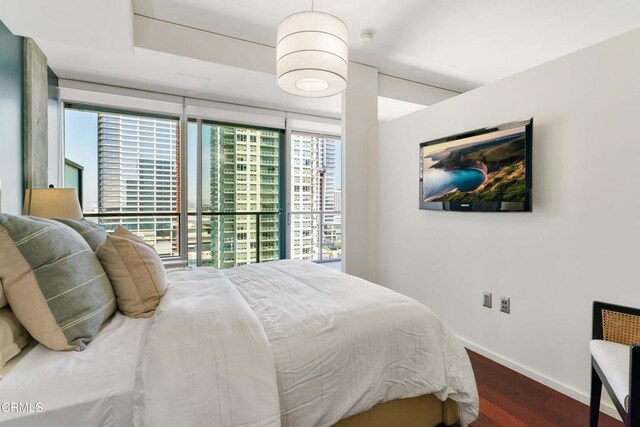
[[334, 395, 458, 427]]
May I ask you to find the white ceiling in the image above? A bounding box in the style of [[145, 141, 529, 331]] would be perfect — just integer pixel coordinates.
[[0, 0, 344, 118], [133, 0, 640, 91], [2, 0, 640, 120], [35, 40, 344, 118]]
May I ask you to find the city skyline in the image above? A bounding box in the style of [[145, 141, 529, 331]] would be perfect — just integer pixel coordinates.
[[65, 111, 342, 212], [65, 108, 342, 264]]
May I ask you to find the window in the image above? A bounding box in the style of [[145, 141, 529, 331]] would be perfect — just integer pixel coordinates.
[[64, 107, 181, 257], [289, 131, 342, 262], [64, 159, 84, 205], [64, 104, 336, 267], [188, 122, 284, 268]]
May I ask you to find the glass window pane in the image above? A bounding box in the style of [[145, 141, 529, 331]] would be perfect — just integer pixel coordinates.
[[187, 213, 198, 267], [209, 214, 258, 267], [187, 120, 197, 213], [85, 215, 180, 257], [260, 213, 280, 261], [328, 138, 342, 213], [290, 213, 321, 261], [65, 108, 181, 257], [289, 131, 342, 262], [64, 161, 83, 204], [322, 213, 342, 260], [203, 123, 281, 268], [65, 109, 98, 212]]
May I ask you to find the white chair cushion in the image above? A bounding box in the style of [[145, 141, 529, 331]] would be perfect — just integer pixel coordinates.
[[590, 339, 630, 410]]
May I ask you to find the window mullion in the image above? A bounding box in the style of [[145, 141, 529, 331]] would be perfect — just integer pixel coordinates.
[[179, 106, 189, 263], [196, 119, 203, 267]]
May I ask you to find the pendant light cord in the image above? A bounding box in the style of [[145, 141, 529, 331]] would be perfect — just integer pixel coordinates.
[[311, 0, 314, 11]]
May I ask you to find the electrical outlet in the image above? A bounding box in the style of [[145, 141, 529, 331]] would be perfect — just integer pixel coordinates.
[[500, 297, 510, 314], [483, 292, 492, 308]]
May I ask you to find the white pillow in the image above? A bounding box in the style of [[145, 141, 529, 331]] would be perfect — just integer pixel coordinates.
[[0, 307, 30, 368]]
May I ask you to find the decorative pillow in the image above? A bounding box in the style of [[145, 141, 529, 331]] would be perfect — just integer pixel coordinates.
[[0, 214, 116, 351], [55, 217, 106, 252], [55, 220, 167, 318], [0, 307, 30, 368], [100, 226, 168, 318], [0, 280, 7, 308]]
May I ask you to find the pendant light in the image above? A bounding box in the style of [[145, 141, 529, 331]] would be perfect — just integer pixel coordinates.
[[276, 1, 348, 97]]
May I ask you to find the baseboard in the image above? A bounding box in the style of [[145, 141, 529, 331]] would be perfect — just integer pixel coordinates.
[[458, 336, 621, 421]]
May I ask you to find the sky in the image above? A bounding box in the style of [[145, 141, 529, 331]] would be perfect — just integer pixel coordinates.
[[65, 109, 99, 209], [65, 109, 342, 211]]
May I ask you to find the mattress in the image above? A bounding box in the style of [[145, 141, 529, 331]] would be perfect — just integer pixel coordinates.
[[0, 313, 152, 427]]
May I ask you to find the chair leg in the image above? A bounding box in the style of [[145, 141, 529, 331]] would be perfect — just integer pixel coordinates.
[[590, 365, 602, 427]]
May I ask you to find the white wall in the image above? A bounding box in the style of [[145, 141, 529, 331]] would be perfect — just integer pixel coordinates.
[[342, 62, 378, 280], [374, 28, 640, 413]]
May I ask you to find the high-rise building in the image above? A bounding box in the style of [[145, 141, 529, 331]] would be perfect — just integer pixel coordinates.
[[208, 125, 280, 268], [97, 113, 180, 256], [322, 187, 342, 260], [333, 189, 342, 212], [290, 132, 340, 261]]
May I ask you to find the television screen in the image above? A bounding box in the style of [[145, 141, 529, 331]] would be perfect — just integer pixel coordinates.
[[419, 119, 532, 211]]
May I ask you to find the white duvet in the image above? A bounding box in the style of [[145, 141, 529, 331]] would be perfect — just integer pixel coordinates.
[[133, 267, 281, 427], [135, 260, 479, 427]]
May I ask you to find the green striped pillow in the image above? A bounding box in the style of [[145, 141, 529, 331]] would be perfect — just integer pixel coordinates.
[[0, 214, 116, 351], [54, 218, 107, 252]]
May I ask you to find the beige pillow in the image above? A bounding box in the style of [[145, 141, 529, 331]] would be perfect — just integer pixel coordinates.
[[0, 279, 7, 308], [0, 307, 30, 367], [53, 220, 168, 318], [97, 226, 168, 318]]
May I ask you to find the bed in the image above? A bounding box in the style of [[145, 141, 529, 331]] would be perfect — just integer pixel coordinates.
[[0, 314, 152, 426], [0, 260, 478, 426]]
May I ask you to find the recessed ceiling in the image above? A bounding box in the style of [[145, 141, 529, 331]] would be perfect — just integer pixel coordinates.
[[133, 0, 640, 92], [34, 39, 344, 118], [2, 0, 640, 121]]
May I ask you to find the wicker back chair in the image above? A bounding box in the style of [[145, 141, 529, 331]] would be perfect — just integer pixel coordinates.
[[590, 301, 640, 426]]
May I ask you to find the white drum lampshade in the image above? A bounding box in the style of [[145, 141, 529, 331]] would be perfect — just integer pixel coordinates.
[[277, 11, 348, 97]]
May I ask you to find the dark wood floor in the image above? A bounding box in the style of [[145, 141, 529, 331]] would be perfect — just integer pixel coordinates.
[[467, 349, 623, 427]]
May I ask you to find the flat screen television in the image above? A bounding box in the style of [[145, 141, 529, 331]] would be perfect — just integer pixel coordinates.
[[419, 119, 532, 212]]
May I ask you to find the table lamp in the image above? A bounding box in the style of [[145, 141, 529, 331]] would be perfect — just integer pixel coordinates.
[[23, 187, 83, 220]]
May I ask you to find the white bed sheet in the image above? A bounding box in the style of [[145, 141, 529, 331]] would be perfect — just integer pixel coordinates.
[[0, 313, 152, 427]]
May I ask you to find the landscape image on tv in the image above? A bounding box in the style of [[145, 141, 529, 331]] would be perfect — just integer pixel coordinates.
[[421, 126, 527, 203]]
